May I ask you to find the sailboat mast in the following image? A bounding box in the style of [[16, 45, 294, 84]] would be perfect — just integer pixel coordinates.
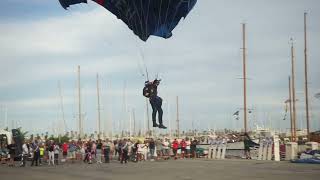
[[58, 81, 66, 134], [132, 108, 136, 137], [288, 76, 294, 141], [176, 96, 180, 138], [96, 74, 101, 135], [290, 39, 297, 142], [78, 65, 82, 138], [146, 98, 150, 136], [242, 23, 248, 133], [304, 12, 310, 140]]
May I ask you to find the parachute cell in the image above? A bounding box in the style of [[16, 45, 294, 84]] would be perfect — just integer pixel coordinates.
[[58, 0, 197, 41]]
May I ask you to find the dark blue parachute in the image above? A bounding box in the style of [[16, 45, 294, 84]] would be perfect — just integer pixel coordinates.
[[58, 0, 197, 41]]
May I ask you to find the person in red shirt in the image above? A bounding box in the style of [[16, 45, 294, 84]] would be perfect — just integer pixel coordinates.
[[180, 139, 187, 159], [62, 142, 68, 160], [172, 139, 179, 160]]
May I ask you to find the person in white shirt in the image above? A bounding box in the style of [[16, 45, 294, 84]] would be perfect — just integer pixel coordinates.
[[185, 138, 191, 158], [54, 143, 60, 165], [162, 139, 170, 158], [20, 141, 29, 167], [48, 141, 55, 165]]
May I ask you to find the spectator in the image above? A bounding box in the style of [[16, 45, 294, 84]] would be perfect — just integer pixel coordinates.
[[149, 138, 155, 160], [54, 143, 60, 165], [180, 139, 187, 159], [7, 140, 16, 167], [62, 142, 68, 161], [172, 139, 179, 160], [190, 139, 197, 159], [31, 140, 40, 166], [48, 141, 55, 165], [155, 139, 163, 160]]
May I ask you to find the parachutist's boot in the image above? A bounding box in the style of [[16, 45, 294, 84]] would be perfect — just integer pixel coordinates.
[[159, 124, 167, 129], [153, 121, 159, 127]]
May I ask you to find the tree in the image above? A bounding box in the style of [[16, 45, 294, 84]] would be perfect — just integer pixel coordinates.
[[13, 127, 29, 142]]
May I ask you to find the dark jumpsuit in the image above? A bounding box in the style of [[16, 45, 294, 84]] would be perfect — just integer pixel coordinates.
[[149, 83, 163, 125]]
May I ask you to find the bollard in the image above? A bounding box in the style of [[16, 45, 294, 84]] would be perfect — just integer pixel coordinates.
[[262, 140, 268, 160], [221, 144, 226, 159], [273, 135, 280, 161], [208, 147, 212, 159], [212, 146, 217, 159], [266, 138, 273, 161], [285, 142, 298, 160], [216, 145, 221, 159], [258, 139, 264, 160]]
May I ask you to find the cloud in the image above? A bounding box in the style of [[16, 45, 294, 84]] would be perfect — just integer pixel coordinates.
[[5, 96, 73, 110], [0, 8, 119, 58]]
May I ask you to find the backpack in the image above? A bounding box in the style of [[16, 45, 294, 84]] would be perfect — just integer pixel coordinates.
[[143, 84, 152, 98]]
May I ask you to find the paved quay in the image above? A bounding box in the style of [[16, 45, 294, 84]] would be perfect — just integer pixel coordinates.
[[1, 159, 319, 180]]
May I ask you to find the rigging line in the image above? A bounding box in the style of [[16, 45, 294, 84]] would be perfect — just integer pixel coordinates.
[[163, 0, 172, 29], [138, 0, 147, 40], [139, 0, 146, 40], [133, 34, 149, 80], [156, 0, 163, 35], [132, 0, 145, 40], [168, 0, 184, 30], [139, 46, 150, 81], [136, 47, 146, 77], [145, 0, 151, 40]]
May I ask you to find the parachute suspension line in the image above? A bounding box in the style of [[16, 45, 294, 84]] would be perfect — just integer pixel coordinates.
[[133, 1, 146, 39], [145, 0, 151, 41], [134, 36, 149, 81], [145, 67, 150, 81], [138, 0, 147, 41], [163, 0, 172, 30], [132, 0, 145, 40], [139, 47, 149, 81], [138, 0, 146, 41], [168, 0, 184, 30], [136, 53, 145, 79], [156, 0, 164, 36], [132, 1, 141, 39]]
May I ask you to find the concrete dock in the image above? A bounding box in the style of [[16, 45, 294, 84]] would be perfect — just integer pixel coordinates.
[[1, 159, 319, 180]]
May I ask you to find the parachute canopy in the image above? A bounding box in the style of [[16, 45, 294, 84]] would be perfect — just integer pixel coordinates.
[[58, 0, 197, 41]]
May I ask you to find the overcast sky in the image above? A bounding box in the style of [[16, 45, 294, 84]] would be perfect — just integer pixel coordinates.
[[0, 0, 319, 135]]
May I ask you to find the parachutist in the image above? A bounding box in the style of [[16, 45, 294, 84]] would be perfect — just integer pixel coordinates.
[[143, 79, 167, 129]]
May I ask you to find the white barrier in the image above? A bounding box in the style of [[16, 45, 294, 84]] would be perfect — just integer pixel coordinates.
[[216, 145, 221, 159], [273, 135, 280, 161], [258, 140, 264, 160], [258, 138, 274, 161], [221, 144, 226, 160], [306, 142, 319, 150], [285, 142, 298, 160], [208, 143, 226, 160], [267, 140, 272, 161]]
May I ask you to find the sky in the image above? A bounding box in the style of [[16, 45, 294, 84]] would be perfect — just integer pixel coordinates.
[[0, 0, 319, 135]]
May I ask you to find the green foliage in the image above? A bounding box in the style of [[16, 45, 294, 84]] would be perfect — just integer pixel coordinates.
[[48, 135, 70, 144], [16, 127, 28, 142]]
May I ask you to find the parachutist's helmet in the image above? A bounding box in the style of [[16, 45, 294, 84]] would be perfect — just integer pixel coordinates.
[[154, 79, 161, 86]]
